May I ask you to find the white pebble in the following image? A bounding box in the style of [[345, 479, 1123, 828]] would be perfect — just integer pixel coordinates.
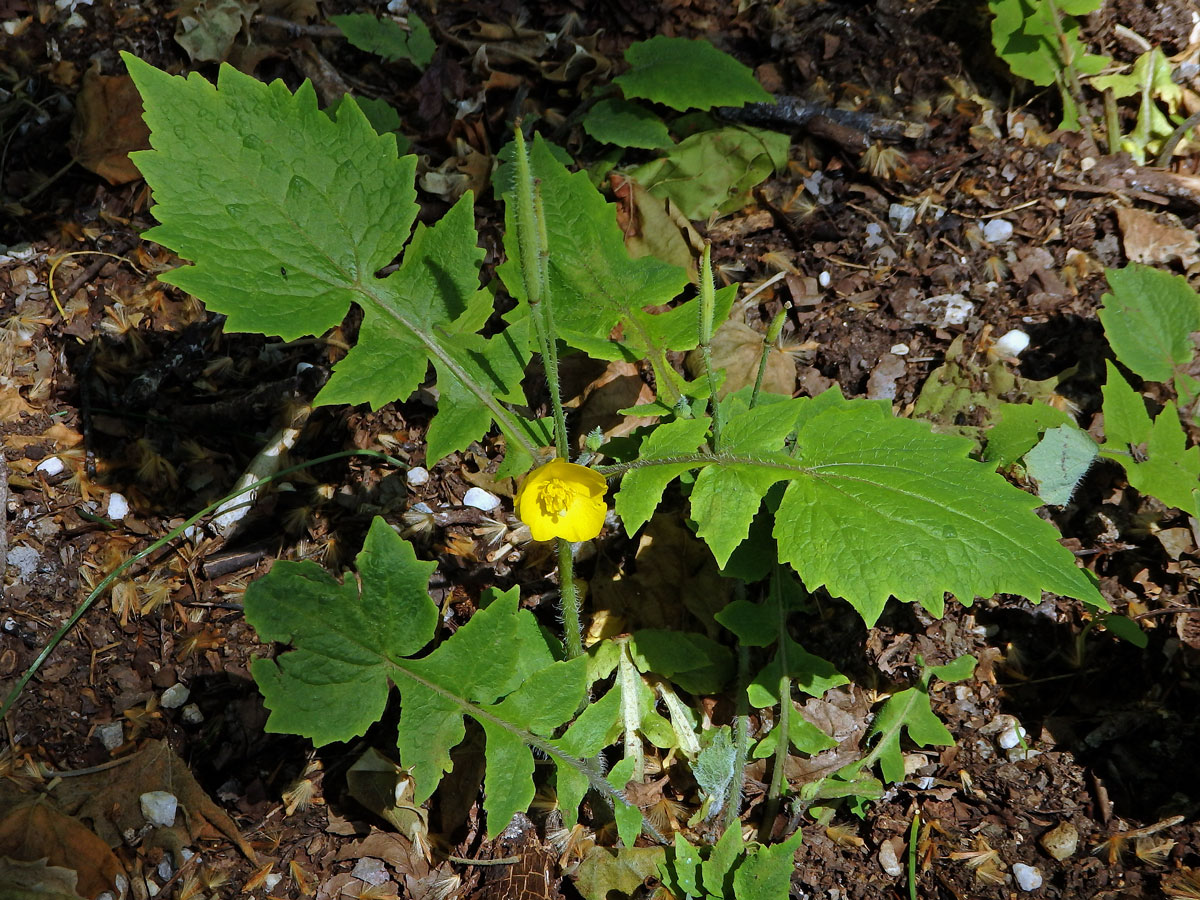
[[878, 840, 903, 877], [140, 791, 178, 827], [181, 703, 204, 725], [818, 271, 831, 288], [998, 719, 1028, 750], [264, 874, 282, 891], [157, 859, 173, 880], [993, 329, 1030, 358], [1013, 863, 1043, 891], [406, 466, 430, 486], [864, 222, 884, 248], [890, 343, 909, 356], [35, 456, 64, 476], [160, 683, 191, 709], [95, 721, 125, 751], [888, 203, 916, 232], [462, 487, 500, 511], [106, 492, 130, 521], [931, 293, 974, 327], [982, 218, 1014, 243]]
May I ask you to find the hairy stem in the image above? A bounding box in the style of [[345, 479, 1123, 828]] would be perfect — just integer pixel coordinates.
[[558, 538, 584, 660], [697, 243, 724, 450]]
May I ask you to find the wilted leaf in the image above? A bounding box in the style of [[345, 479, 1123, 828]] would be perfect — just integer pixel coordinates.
[[574, 846, 666, 900], [0, 856, 84, 900], [0, 800, 123, 898], [69, 67, 151, 185], [52, 739, 254, 859], [174, 0, 257, 63]]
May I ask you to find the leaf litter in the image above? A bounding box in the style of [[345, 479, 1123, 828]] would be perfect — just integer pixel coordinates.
[[3, 0, 1200, 898]]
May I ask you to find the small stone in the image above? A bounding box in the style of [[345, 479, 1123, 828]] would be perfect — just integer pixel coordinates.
[[462, 487, 500, 511], [95, 722, 125, 751], [1013, 862, 1043, 891], [890, 343, 910, 356], [160, 683, 190, 709], [998, 719, 1028, 750], [878, 839, 903, 877], [264, 874, 282, 891], [982, 218, 1014, 243], [157, 859, 174, 880], [350, 858, 389, 886], [35, 456, 64, 476], [406, 466, 430, 486], [107, 492, 130, 522], [1039, 821, 1078, 860], [140, 791, 178, 827], [818, 270, 831, 288], [888, 203, 916, 232], [992, 329, 1030, 358], [932, 294, 974, 327], [181, 704, 204, 725], [6, 546, 40, 580]]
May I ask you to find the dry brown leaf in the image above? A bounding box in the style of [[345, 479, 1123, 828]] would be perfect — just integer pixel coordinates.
[[571, 360, 656, 444], [1116, 206, 1200, 267], [50, 739, 255, 860], [0, 799, 124, 898], [685, 303, 796, 399], [0, 855, 85, 900], [69, 65, 151, 186], [611, 174, 699, 281]]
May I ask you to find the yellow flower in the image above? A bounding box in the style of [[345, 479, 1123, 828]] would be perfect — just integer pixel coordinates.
[[515, 458, 608, 542]]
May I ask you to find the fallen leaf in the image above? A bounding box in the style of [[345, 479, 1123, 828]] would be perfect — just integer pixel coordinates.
[[611, 173, 699, 281], [69, 66, 152, 185], [685, 302, 796, 398], [573, 846, 665, 900], [569, 359, 657, 443], [0, 855, 84, 900], [50, 739, 255, 860], [0, 799, 124, 898], [1116, 206, 1200, 267], [174, 0, 258, 63]]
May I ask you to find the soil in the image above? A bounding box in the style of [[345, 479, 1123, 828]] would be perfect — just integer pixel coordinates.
[[3, 1, 1200, 899]]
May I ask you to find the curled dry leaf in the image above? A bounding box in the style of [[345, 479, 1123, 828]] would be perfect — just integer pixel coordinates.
[[685, 302, 797, 399], [0, 799, 125, 898], [70, 66, 151, 185]]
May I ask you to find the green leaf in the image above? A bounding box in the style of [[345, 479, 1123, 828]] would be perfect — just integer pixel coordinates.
[[1100, 264, 1200, 383], [582, 98, 674, 149], [732, 831, 803, 900], [747, 636, 847, 706], [124, 55, 536, 468], [629, 629, 734, 694], [630, 127, 791, 220], [245, 519, 594, 836], [1100, 613, 1149, 648], [616, 416, 711, 534], [498, 135, 693, 401], [702, 821, 745, 898], [1119, 401, 1200, 516], [606, 756, 644, 847], [1101, 361, 1153, 447], [245, 518, 437, 746], [326, 95, 409, 152], [330, 12, 434, 68], [693, 726, 737, 821], [650, 392, 1105, 624], [754, 713, 837, 758], [983, 401, 1073, 467], [1024, 425, 1098, 506], [859, 683, 953, 784], [928, 654, 978, 683], [663, 833, 702, 897], [615, 36, 772, 112]]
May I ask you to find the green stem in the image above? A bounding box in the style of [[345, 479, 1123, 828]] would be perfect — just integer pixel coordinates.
[[558, 538, 583, 660], [0, 449, 404, 722], [750, 306, 790, 410], [534, 184, 569, 459], [697, 243, 724, 450], [907, 810, 921, 900]]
